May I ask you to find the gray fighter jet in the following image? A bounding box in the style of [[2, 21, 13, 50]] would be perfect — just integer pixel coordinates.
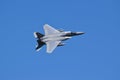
[[34, 24, 84, 53]]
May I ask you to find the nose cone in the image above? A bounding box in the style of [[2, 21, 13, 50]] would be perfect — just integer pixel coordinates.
[[76, 32, 85, 35], [65, 32, 85, 36]]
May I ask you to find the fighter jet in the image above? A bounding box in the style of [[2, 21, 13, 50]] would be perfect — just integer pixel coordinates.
[[34, 24, 84, 53]]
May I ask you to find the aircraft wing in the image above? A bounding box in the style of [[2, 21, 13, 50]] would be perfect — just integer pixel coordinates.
[[44, 24, 60, 35], [46, 41, 61, 53]]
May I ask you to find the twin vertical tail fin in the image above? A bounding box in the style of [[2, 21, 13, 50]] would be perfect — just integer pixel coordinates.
[[34, 32, 45, 51], [34, 32, 44, 39], [36, 40, 45, 51]]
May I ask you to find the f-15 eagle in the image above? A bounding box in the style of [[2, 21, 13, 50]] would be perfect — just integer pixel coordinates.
[[34, 24, 84, 53]]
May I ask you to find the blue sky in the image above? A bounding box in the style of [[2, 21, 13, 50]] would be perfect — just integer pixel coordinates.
[[0, 0, 120, 80]]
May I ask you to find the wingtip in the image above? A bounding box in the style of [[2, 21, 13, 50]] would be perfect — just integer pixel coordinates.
[[46, 51, 53, 54], [44, 24, 49, 27]]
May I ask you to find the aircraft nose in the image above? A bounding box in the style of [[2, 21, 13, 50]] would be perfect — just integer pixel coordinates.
[[76, 32, 85, 35]]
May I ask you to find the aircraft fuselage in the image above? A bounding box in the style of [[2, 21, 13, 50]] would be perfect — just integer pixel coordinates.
[[41, 31, 84, 42]]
